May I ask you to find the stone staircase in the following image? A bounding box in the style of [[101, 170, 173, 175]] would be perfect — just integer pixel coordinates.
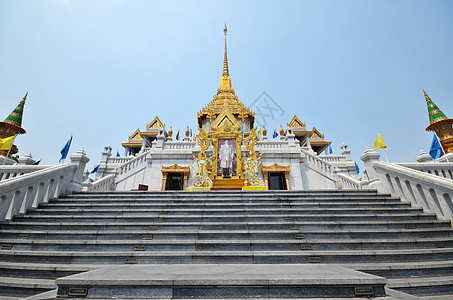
[[0, 190, 452, 298]]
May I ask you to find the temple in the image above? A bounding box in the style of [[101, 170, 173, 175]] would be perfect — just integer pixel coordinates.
[[106, 25, 345, 191], [1, 26, 453, 300]]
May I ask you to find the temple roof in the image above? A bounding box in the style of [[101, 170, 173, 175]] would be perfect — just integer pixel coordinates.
[[0, 93, 27, 136], [197, 25, 254, 127]]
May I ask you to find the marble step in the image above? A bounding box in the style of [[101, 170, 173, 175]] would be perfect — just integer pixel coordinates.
[[0, 276, 56, 298], [34, 202, 412, 212], [1, 237, 453, 252], [1, 248, 452, 264], [1, 227, 451, 240], [54, 264, 386, 299], [3, 261, 453, 281], [387, 276, 453, 296]]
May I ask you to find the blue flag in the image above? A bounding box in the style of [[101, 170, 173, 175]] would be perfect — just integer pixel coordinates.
[[59, 135, 72, 163], [176, 130, 180, 141], [116, 151, 120, 157], [33, 159, 41, 165], [189, 128, 193, 138], [429, 134, 443, 160], [90, 164, 100, 174], [329, 146, 333, 155], [354, 162, 360, 174], [273, 129, 278, 139]]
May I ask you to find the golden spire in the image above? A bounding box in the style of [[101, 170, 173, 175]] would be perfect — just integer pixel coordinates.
[[219, 23, 232, 91]]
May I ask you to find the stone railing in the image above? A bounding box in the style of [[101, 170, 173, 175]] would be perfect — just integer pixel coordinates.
[[337, 173, 366, 190], [0, 165, 50, 181], [107, 156, 134, 164], [84, 174, 115, 192], [301, 149, 336, 180], [165, 141, 196, 150], [117, 151, 148, 176], [0, 150, 89, 222], [398, 163, 453, 180], [257, 140, 287, 150], [373, 161, 453, 223], [320, 155, 346, 163]]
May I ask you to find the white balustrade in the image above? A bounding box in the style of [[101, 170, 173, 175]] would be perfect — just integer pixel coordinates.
[[301, 149, 335, 177], [320, 155, 345, 163], [0, 165, 49, 181], [257, 140, 287, 150], [0, 164, 78, 221], [107, 157, 134, 164], [373, 162, 453, 223], [85, 174, 116, 192], [117, 151, 149, 176], [165, 141, 196, 150], [337, 173, 366, 190], [398, 163, 453, 180]]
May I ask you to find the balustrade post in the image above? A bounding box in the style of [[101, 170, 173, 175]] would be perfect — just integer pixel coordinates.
[[360, 147, 384, 192], [66, 149, 90, 194]]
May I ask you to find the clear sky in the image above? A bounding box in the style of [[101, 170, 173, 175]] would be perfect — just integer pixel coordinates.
[[1, 0, 452, 171]]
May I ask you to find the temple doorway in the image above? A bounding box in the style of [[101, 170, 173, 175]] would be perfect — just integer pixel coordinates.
[[268, 172, 287, 190], [165, 173, 183, 190]]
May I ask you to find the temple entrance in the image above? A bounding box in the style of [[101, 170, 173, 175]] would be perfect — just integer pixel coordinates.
[[268, 172, 287, 190], [165, 173, 183, 190]]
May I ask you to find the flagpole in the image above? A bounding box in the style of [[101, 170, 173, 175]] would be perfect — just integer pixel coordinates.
[[2, 135, 17, 166], [383, 148, 389, 162]]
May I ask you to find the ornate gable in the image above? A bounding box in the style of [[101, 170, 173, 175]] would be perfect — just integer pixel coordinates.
[[287, 115, 306, 129], [211, 106, 240, 131], [146, 116, 165, 130], [128, 128, 143, 141], [310, 127, 324, 140]]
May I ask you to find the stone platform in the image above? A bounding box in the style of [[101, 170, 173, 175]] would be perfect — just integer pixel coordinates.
[[56, 264, 386, 299]]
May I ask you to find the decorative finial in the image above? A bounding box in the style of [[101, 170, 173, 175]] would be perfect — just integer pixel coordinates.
[[222, 23, 229, 77], [424, 89, 448, 125]]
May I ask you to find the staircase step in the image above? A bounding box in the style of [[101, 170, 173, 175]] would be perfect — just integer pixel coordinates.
[[387, 275, 453, 296], [0, 276, 55, 297]]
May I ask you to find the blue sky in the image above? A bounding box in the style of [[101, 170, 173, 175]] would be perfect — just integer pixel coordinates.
[[0, 0, 452, 170]]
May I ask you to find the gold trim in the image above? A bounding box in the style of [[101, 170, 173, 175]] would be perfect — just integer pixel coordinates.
[[146, 116, 165, 130], [261, 163, 291, 190], [211, 108, 243, 179], [287, 115, 306, 128]]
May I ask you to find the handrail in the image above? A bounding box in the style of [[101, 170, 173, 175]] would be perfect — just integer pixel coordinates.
[[398, 162, 453, 180], [84, 174, 115, 192], [117, 151, 149, 176], [107, 156, 134, 164], [373, 161, 453, 223], [0, 163, 78, 221], [301, 149, 336, 180], [0, 165, 51, 181], [337, 173, 366, 190]]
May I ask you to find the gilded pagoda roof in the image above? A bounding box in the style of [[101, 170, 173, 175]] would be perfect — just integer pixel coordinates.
[[197, 24, 254, 127]]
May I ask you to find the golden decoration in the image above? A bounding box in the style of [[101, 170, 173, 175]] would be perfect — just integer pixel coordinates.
[[192, 128, 213, 188], [243, 127, 264, 187], [146, 116, 165, 130], [167, 126, 173, 138], [287, 115, 306, 128]]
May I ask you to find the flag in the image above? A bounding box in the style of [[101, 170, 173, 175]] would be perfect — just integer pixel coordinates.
[[128, 148, 132, 156], [372, 133, 386, 150], [189, 128, 193, 138], [273, 129, 278, 139], [354, 162, 360, 174], [329, 146, 333, 155], [0, 135, 15, 151], [241, 125, 244, 134], [116, 151, 120, 157], [33, 159, 41, 165], [90, 164, 100, 174], [258, 128, 262, 136], [176, 130, 180, 141], [429, 133, 443, 160], [59, 135, 73, 163]]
